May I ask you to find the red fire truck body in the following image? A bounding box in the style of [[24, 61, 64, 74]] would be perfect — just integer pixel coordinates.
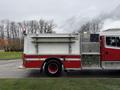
[[23, 29, 120, 76]]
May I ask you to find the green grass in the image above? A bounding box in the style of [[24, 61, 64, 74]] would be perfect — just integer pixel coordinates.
[[0, 78, 120, 90], [0, 52, 22, 59]]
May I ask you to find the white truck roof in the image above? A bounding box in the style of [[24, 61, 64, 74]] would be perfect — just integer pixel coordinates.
[[100, 28, 120, 36]]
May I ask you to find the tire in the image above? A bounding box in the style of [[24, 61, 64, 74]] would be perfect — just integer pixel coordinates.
[[44, 59, 62, 77]]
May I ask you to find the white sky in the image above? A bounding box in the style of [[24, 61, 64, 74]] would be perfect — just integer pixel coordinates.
[[0, 0, 120, 32], [101, 19, 120, 31]]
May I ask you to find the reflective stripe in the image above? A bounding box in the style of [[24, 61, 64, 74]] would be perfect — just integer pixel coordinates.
[[25, 58, 81, 61], [25, 58, 46, 61], [66, 58, 81, 61], [65, 68, 81, 70], [40, 58, 46, 61]]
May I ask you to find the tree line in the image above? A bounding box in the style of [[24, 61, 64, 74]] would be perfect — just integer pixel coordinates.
[[0, 15, 107, 52], [0, 19, 56, 51]]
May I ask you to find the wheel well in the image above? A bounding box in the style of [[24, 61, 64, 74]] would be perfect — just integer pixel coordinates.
[[45, 58, 62, 65], [41, 58, 62, 71]]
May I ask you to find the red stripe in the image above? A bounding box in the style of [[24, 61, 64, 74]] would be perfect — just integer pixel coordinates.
[[63, 61, 81, 68], [23, 61, 81, 68], [23, 54, 81, 58], [23, 54, 81, 69], [23, 60, 43, 68], [23, 60, 81, 69]]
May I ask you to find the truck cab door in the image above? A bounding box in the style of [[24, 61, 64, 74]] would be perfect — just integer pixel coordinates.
[[101, 36, 120, 69]]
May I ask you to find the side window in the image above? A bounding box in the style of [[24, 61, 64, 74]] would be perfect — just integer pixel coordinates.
[[106, 37, 111, 46], [106, 36, 120, 48], [116, 37, 120, 47], [111, 37, 116, 46]]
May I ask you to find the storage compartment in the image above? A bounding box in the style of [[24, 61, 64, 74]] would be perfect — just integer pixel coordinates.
[[81, 55, 100, 68]]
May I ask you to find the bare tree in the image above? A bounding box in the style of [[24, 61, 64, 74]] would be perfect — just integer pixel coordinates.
[[47, 20, 56, 33], [38, 19, 56, 34], [0, 25, 4, 39], [39, 19, 45, 33], [79, 18, 103, 34]]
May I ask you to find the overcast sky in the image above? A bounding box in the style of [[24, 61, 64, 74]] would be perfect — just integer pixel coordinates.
[[0, 0, 120, 28]]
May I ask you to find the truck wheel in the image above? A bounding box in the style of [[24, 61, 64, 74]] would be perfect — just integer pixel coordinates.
[[44, 60, 62, 76]]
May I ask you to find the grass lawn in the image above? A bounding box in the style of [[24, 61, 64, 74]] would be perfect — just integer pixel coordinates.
[[0, 78, 120, 90], [0, 52, 22, 59]]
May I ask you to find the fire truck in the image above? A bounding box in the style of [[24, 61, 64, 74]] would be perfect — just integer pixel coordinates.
[[22, 28, 120, 76]]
